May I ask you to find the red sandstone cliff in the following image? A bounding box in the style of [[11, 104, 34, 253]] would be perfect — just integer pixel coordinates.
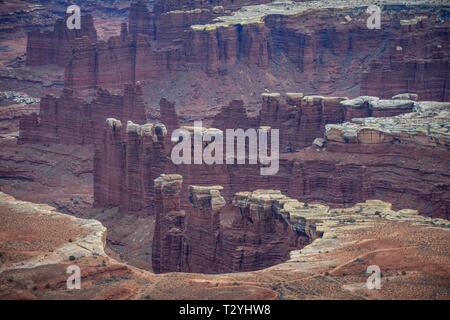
[[19, 84, 148, 145], [152, 175, 318, 274], [361, 16, 450, 101], [93, 96, 449, 219], [94, 120, 168, 213], [60, 3, 450, 103], [26, 14, 97, 67]]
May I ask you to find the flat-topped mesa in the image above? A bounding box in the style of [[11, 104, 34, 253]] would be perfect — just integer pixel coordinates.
[[325, 100, 450, 151], [319, 100, 450, 217], [129, 0, 216, 43], [340, 96, 416, 119], [257, 92, 421, 152], [60, 1, 449, 101], [26, 14, 97, 67], [152, 174, 185, 273], [232, 189, 319, 245], [156, 9, 213, 45], [211, 99, 259, 131]]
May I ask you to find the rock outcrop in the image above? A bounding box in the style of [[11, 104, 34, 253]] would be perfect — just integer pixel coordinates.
[[26, 14, 97, 67], [19, 84, 147, 145], [1, 191, 448, 300], [60, 1, 450, 103], [258, 93, 416, 152], [152, 174, 185, 273], [93, 97, 450, 218], [361, 16, 450, 101], [152, 178, 319, 274], [0, 192, 106, 273], [94, 120, 168, 214]]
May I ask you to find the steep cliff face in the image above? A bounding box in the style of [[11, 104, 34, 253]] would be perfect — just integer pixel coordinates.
[[19, 84, 147, 145], [152, 174, 185, 273], [1, 191, 448, 299], [152, 178, 318, 274], [129, 0, 155, 40], [186, 21, 269, 73], [93, 97, 450, 219], [152, 0, 272, 14], [94, 120, 168, 213], [258, 93, 415, 152], [320, 100, 450, 218], [211, 99, 259, 131], [62, 2, 450, 102], [26, 14, 97, 67], [361, 17, 450, 101], [182, 185, 225, 273], [159, 98, 180, 134]]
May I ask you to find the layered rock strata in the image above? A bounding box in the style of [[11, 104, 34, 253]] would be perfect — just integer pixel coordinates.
[[152, 178, 319, 273], [152, 174, 185, 273], [60, 1, 450, 102], [361, 16, 450, 101], [94, 120, 168, 214], [259, 93, 416, 152], [94, 97, 450, 218], [19, 84, 148, 145], [1, 192, 448, 299], [26, 14, 97, 67]]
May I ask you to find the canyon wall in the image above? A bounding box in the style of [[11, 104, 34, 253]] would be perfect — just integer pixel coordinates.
[[152, 0, 272, 14], [93, 96, 449, 219], [26, 14, 97, 67], [60, 3, 450, 102], [213, 93, 414, 152], [360, 16, 450, 101], [94, 120, 168, 214], [152, 175, 318, 274], [19, 84, 148, 145]]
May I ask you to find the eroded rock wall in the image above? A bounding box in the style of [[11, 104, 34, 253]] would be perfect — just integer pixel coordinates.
[[19, 84, 148, 145], [152, 178, 318, 274], [93, 97, 450, 218], [26, 14, 97, 67], [61, 2, 450, 102]]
